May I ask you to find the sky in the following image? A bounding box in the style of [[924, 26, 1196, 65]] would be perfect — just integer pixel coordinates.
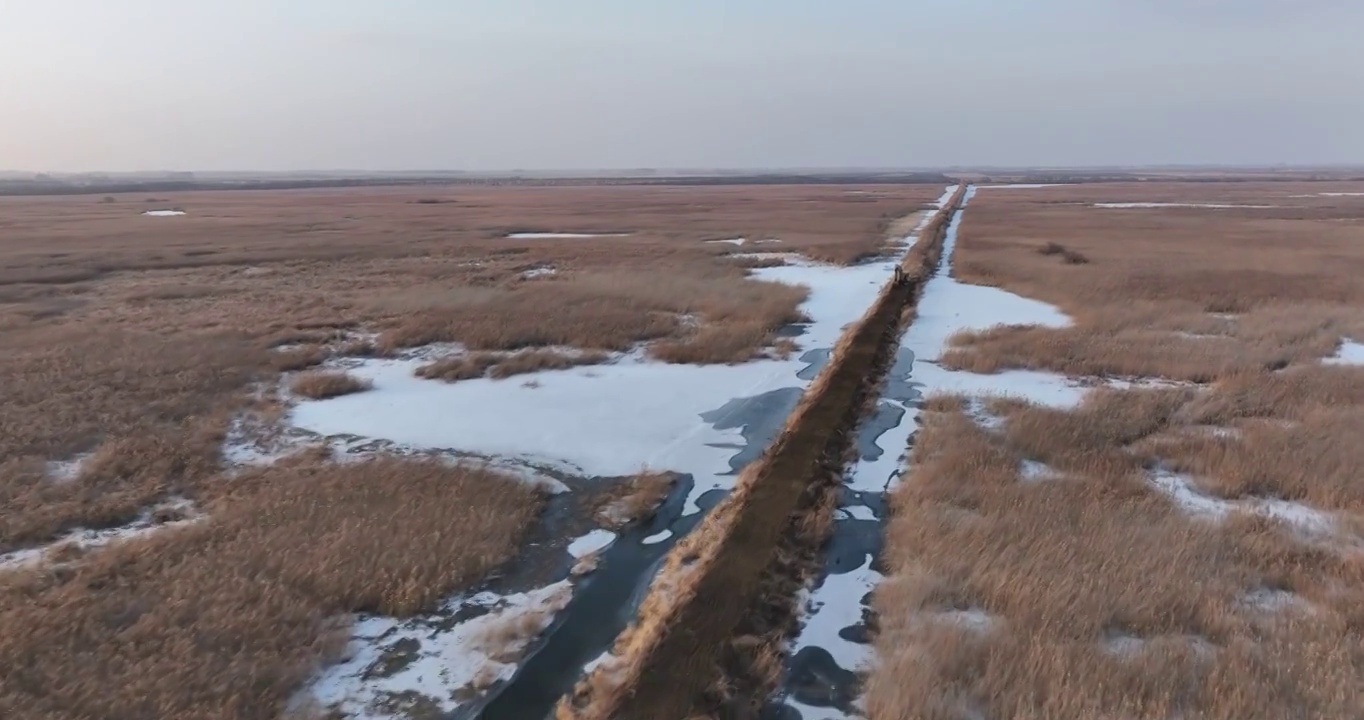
[[2, 0, 1362, 172]]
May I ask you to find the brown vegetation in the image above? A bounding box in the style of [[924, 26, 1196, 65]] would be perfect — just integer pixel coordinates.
[[0, 182, 941, 719], [595, 472, 677, 529], [869, 182, 1364, 719], [868, 397, 1364, 720], [288, 370, 372, 399], [0, 457, 544, 720], [944, 183, 1364, 380]]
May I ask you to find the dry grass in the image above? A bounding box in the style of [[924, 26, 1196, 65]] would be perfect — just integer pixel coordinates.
[[868, 402, 1364, 720], [869, 182, 1364, 719], [0, 457, 544, 720], [595, 472, 677, 529], [944, 183, 1364, 380], [288, 370, 372, 399], [417, 349, 613, 383]]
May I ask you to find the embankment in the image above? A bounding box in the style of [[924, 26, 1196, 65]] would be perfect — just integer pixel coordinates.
[[557, 185, 969, 720]]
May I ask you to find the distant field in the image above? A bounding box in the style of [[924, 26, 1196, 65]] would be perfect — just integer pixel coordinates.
[[869, 182, 1364, 719], [0, 182, 939, 719]]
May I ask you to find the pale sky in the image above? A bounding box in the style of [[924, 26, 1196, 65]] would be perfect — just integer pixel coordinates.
[[2, 0, 1362, 172]]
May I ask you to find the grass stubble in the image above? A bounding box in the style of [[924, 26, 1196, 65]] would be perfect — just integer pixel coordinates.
[[0, 182, 941, 719], [867, 183, 1364, 719]]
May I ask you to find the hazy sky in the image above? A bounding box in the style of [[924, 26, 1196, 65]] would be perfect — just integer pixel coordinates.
[[2, 0, 1362, 171]]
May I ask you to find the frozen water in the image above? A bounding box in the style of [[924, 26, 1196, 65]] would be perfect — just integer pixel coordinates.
[[791, 557, 881, 670]]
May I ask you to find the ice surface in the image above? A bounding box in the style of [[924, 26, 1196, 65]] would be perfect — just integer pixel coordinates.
[[567, 529, 616, 558], [791, 557, 881, 670], [642, 529, 672, 544], [142, 209, 185, 216], [1324, 339, 1364, 366]]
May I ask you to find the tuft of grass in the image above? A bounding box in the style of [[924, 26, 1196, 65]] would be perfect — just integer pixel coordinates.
[[289, 370, 372, 399], [595, 472, 677, 529]]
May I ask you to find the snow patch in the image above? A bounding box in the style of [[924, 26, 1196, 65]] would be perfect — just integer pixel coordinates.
[[567, 529, 616, 559], [0, 497, 202, 572], [142, 209, 186, 216], [45, 454, 90, 483], [642, 529, 672, 545], [1240, 588, 1312, 614], [1147, 468, 1335, 536], [930, 608, 996, 633], [705, 237, 747, 246], [307, 581, 572, 718], [1324, 339, 1364, 366], [1019, 459, 1059, 483], [519, 266, 557, 279]]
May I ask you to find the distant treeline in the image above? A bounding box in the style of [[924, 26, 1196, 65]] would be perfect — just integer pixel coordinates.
[[0, 172, 956, 197]]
